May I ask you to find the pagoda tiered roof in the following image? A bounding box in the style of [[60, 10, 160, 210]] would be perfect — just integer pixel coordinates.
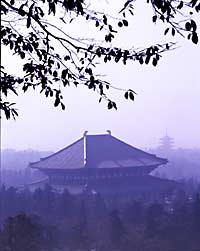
[[29, 133, 167, 171]]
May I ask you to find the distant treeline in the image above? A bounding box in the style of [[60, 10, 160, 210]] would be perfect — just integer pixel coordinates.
[[0, 185, 200, 251], [1, 169, 46, 187], [1, 149, 52, 186], [1, 149, 53, 170], [150, 147, 200, 181]]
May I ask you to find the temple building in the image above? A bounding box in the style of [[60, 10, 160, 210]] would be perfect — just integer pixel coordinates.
[[29, 131, 178, 197]]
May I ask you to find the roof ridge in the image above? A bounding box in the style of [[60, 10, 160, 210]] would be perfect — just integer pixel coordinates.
[[86, 133, 109, 137]]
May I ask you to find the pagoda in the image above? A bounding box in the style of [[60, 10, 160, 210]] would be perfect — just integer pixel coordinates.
[[29, 131, 177, 195], [159, 131, 174, 156]]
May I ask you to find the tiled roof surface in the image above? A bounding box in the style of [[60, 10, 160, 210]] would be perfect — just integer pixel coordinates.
[[30, 138, 84, 169], [85, 135, 167, 168], [30, 134, 167, 170]]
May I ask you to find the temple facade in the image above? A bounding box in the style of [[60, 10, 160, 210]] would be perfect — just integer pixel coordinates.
[[29, 131, 178, 196]]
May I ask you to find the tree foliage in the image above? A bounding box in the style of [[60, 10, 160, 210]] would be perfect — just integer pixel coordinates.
[[1, 185, 200, 250], [1, 0, 199, 119], [0, 214, 58, 251]]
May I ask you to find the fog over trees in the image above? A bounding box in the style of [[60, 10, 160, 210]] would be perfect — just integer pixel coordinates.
[[1, 137, 200, 250], [0, 183, 200, 250], [1, 139, 200, 250], [1, 149, 52, 186]]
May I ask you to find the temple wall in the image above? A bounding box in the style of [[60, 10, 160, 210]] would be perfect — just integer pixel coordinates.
[[42, 166, 158, 185]]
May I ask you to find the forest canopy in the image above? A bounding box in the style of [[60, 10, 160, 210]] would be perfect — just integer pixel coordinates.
[[1, 0, 199, 119]]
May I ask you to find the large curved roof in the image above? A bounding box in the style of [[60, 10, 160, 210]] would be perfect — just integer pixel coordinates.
[[29, 133, 167, 170]]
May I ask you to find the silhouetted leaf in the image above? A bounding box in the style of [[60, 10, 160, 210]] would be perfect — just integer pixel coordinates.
[[164, 28, 169, 35], [192, 32, 198, 44], [119, 0, 132, 13], [185, 22, 191, 31], [118, 22, 123, 27], [53, 71, 58, 78], [12, 109, 18, 118], [139, 57, 144, 65], [129, 92, 134, 101], [191, 0, 198, 8], [188, 33, 192, 40], [152, 58, 157, 67], [88, 45, 93, 51], [191, 19, 197, 31], [177, 1, 183, 9], [9, 41, 14, 50], [108, 101, 113, 109], [129, 9, 134, 15], [124, 92, 129, 99], [160, 15, 165, 22], [64, 55, 70, 60], [61, 69, 68, 79], [95, 21, 99, 27], [145, 56, 150, 64], [20, 52, 25, 59], [50, 90, 53, 96], [195, 4, 200, 12], [61, 103, 65, 110], [5, 109, 10, 119], [152, 15, 157, 23], [18, 6, 26, 16], [54, 98, 60, 107], [103, 15, 107, 25], [113, 102, 117, 110], [22, 85, 28, 92], [172, 28, 175, 36], [49, 2, 56, 15], [122, 20, 128, 26]]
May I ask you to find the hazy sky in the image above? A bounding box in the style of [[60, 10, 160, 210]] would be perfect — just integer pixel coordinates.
[[1, 1, 200, 151]]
